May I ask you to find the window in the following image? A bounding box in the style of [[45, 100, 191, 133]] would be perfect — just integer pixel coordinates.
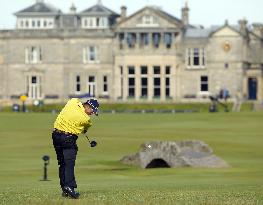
[[193, 48, 199, 66], [128, 66, 135, 74], [138, 15, 158, 27], [89, 46, 95, 61], [165, 66, 171, 97], [20, 20, 24, 28], [153, 33, 160, 48], [186, 48, 206, 68], [103, 76, 108, 94], [32, 20, 35, 27], [165, 78, 170, 97], [164, 33, 172, 48], [82, 17, 108, 29], [153, 66, 160, 74], [141, 78, 148, 97], [140, 33, 149, 47], [165, 66, 171, 75], [25, 46, 42, 64], [141, 66, 147, 75], [89, 18, 94, 27], [200, 76, 208, 92], [154, 78, 161, 97], [141, 66, 148, 98], [143, 15, 151, 24], [128, 66, 135, 97], [127, 33, 136, 48], [37, 20, 41, 27], [76, 75, 81, 93], [43, 20, 47, 27], [153, 66, 161, 97], [101, 18, 108, 27], [128, 78, 135, 97], [83, 46, 99, 63]]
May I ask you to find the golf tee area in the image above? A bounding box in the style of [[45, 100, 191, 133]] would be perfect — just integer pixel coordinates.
[[0, 111, 262, 205]]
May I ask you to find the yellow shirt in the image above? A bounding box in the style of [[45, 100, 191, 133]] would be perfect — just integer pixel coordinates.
[[54, 98, 92, 135]]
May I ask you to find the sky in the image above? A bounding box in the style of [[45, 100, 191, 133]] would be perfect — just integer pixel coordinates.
[[0, 0, 262, 29]]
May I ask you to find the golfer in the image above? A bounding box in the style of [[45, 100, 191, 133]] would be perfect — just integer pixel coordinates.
[[52, 98, 99, 199]]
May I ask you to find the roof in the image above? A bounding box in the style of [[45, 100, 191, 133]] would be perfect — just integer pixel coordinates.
[[153, 7, 182, 24], [15, 1, 60, 15], [185, 26, 219, 38], [80, 3, 119, 16], [184, 24, 245, 38]]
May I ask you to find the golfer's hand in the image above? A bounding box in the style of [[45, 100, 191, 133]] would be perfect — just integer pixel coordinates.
[[83, 129, 87, 134]]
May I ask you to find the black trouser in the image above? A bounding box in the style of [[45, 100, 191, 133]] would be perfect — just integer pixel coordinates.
[[52, 130, 78, 190]]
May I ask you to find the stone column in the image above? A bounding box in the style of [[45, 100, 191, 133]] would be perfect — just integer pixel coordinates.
[[170, 64, 176, 101], [160, 65, 166, 101], [176, 63, 181, 101], [160, 32, 164, 49], [136, 33, 140, 49], [123, 64, 128, 101], [148, 64, 153, 101], [123, 32, 127, 50], [242, 74, 247, 99], [258, 76, 262, 101], [135, 65, 140, 101], [113, 64, 121, 101], [148, 32, 153, 49]]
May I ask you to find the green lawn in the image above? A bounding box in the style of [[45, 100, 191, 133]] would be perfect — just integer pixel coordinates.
[[0, 112, 262, 205]]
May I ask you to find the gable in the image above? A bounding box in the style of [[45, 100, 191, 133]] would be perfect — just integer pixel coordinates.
[[212, 27, 240, 37], [117, 7, 181, 29]]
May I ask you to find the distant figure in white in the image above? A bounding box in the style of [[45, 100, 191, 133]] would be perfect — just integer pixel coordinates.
[[232, 92, 242, 112]]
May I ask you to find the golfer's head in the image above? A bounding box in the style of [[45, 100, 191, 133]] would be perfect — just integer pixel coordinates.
[[83, 99, 99, 116]]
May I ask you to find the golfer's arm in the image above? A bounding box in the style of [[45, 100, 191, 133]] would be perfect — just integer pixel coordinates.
[[83, 121, 92, 134]]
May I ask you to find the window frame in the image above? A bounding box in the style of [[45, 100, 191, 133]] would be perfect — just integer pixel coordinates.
[[186, 47, 206, 69]]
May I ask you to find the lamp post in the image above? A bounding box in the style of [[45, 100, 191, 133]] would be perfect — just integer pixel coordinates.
[[41, 155, 50, 181]]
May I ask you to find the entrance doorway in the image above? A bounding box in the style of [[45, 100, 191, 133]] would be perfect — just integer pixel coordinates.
[[27, 75, 42, 99], [87, 76, 96, 97], [248, 77, 257, 100]]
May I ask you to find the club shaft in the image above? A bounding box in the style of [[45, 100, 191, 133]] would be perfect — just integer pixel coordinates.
[[85, 135, 91, 143]]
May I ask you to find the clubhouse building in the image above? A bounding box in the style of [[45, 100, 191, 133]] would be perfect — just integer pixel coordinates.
[[0, 0, 262, 103]]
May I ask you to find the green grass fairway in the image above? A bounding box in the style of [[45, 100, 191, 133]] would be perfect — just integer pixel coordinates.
[[0, 112, 262, 205]]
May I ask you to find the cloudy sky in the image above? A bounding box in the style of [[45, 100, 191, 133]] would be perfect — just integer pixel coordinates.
[[0, 0, 262, 29]]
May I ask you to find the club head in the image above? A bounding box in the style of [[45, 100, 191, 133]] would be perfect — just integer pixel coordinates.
[[90, 140, 97, 148]]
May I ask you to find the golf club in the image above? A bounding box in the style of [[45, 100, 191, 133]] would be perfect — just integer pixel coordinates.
[[85, 135, 97, 148]]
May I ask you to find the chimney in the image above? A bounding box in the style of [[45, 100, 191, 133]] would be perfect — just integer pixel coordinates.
[[70, 3, 77, 14], [238, 18, 248, 35], [181, 1, 189, 26], [121, 6, 127, 20]]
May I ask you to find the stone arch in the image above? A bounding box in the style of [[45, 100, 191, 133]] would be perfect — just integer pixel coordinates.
[[145, 158, 171, 168]]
